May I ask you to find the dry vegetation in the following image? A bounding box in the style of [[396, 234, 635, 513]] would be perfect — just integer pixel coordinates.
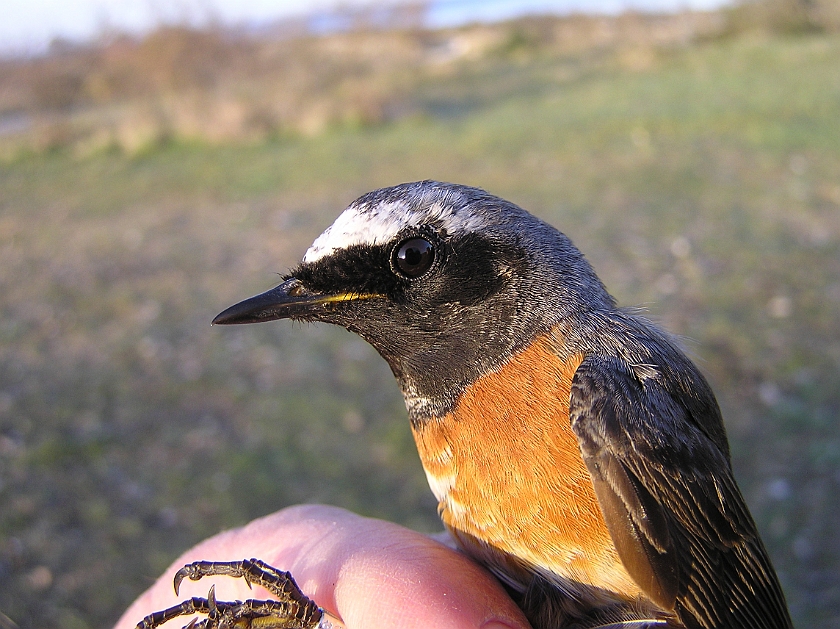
[[1, 2, 839, 629], [728, 0, 840, 33], [3, 0, 836, 159], [0, 11, 728, 157]]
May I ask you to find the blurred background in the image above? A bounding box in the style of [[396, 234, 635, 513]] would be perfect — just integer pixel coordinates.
[[1, 0, 839, 627]]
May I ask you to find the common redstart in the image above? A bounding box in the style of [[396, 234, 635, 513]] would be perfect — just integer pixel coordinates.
[[143, 181, 792, 629]]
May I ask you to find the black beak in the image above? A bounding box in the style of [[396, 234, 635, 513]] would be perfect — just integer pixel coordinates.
[[212, 278, 327, 325]]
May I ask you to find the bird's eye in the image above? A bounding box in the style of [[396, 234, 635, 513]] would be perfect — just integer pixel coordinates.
[[393, 237, 435, 278]]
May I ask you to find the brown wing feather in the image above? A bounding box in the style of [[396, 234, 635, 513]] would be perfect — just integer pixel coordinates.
[[585, 450, 679, 610], [569, 355, 792, 629]]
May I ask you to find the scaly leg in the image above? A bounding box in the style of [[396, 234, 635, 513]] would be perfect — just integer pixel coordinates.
[[135, 558, 342, 629]]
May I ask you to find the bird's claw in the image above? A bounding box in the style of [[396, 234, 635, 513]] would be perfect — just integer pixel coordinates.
[[135, 558, 336, 629]]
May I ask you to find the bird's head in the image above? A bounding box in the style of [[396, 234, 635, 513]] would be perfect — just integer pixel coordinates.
[[214, 181, 614, 421]]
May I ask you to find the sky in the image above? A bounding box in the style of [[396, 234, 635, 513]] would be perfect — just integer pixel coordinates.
[[2, 0, 732, 55]]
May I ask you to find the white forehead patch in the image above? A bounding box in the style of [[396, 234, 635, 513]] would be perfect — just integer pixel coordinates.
[[302, 196, 488, 263], [303, 201, 405, 263]]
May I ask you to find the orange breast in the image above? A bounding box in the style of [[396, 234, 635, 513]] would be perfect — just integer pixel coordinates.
[[412, 334, 641, 597]]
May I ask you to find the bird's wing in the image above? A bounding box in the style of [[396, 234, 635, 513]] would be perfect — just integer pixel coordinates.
[[569, 355, 791, 629]]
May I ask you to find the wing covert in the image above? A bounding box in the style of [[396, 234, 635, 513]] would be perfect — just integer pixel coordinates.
[[569, 355, 791, 629]]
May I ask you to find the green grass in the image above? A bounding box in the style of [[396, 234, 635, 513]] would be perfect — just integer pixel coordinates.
[[1, 32, 839, 628]]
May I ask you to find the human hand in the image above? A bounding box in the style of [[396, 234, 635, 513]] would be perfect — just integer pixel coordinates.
[[113, 504, 531, 629]]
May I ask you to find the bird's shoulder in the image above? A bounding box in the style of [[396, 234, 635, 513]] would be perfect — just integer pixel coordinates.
[[556, 313, 792, 629]]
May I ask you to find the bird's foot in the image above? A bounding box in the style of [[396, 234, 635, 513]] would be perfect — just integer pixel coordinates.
[[134, 558, 341, 629]]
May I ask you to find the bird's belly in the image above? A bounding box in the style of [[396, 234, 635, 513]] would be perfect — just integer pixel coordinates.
[[412, 335, 642, 599]]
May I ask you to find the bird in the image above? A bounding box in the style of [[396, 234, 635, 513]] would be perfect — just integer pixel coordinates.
[[210, 180, 793, 629]]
